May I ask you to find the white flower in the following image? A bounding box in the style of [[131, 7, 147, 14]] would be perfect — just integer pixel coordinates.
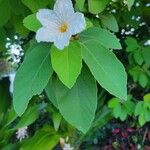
[[144, 40, 150, 46], [5, 37, 24, 64], [63, 144, 74, 150], [36, 0, 86, 50], [16, 127, 28, 141]]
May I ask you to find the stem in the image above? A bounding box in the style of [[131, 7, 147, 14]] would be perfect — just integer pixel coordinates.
[[142, 127, 148, 144]]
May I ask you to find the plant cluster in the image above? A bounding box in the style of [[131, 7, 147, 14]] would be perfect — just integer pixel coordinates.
[[0, 0, 149, 149]]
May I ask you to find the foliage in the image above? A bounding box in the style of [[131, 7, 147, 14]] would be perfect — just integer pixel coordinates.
[[0, 0, 150, 149]]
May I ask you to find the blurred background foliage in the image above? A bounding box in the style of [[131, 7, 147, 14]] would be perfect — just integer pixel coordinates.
[[0, 0, 150, 149]]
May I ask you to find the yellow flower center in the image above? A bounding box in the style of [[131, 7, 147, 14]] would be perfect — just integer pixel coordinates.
[[59, 23, 68, 33]]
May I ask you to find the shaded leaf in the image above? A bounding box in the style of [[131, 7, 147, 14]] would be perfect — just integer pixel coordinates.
[[13, 43, 53, 116], [55, 66, 97, 133]]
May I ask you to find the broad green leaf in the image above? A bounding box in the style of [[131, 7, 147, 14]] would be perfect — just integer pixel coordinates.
[[125, 37, 139, 52], [124, 99, 135, 115], [55, 66, 97, 133], [81, 40, 127, 100], [144, 109, 150, 121], [139, 72, 148, 88], [144, 94, 150, 102], [113, 104, 122, 118], [1, 144, 19, 150], [15, 105, 39, 129], [101, 14, 119, 32], [80, 27, 122, 49], [0, 0, 11, 27], [108, 98, 120, 108], [13, 15, 29, 37], [9, 0, 28, 15], [139, 114, 146, 126], [88, 0, 110, 14], [0, 28, 7, 50], [142, 47, 150, 65], [119, 107, 127, 121], [51, 41, 82, 88], [133, 49, 143, 65], [21, 0, 50, 12], [127, 0, 135, 11], [13, 43, 53, 116], [143, 94, 150, 109], [75, 0, 85, 11], [45, 77, 58, 108], [23, 14, 41, 32], [21, 126, 60, 150], [135, 101, 143, 116], [129, 67, 140, 82]]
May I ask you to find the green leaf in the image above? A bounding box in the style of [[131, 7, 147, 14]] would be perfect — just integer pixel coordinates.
[[133, 49, 144, 65], [119, 107, 127, 121], [143, 94, 150, 109], [124, 99, 135, 115], [144, 109, 150, 121], [52, 112, 62, 131], [21, 126, 60, 150], [0, 28, 7, 50], [80, 27, 122, 49], [101, 14, 119, 32], [55, 66, 97, 133], [108, 98, 120, 109], [144, 94, 150, 102], [5, 107, 18, 127], [51, 41, 82, 88], [23, 14, 42, 32], [13, 43, 53, 116], [81, 40, 127, 100], [142, 47, 150, 65], [135, 101, 143, 116], [125, 37, 139, 52], [129, 66, 140, 82], [9, 0, 28, 15], [13, 16, 29, 37], [21, 0, 50, 12], [0, 0, 11, 27], [45, 77, 58, 108], [139, 72, 148, 88], [127, 0, 135, 11], [75, 0, 85, 11], [113, 104, 122, 118], [88, 0, 110, 14], [139, 114, 146, 126], [15, 105, 39, 129]]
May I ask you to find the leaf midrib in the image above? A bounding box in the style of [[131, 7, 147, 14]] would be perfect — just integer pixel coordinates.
[[80, 40, 125, 99], [27, 50, 50, 100]]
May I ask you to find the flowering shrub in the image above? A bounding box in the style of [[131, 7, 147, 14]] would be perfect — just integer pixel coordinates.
[[0, 0, 149, 149]]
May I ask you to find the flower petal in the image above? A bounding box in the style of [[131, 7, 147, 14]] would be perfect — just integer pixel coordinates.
[[54, 33, 71, 50], [36, 9, 58, 26], [54, 0, 74, 19], [36, 27, 59, 43], [69, 12, 86, 35]]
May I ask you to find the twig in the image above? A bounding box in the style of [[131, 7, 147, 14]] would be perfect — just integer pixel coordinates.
[[142, 127, 148, 144]]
